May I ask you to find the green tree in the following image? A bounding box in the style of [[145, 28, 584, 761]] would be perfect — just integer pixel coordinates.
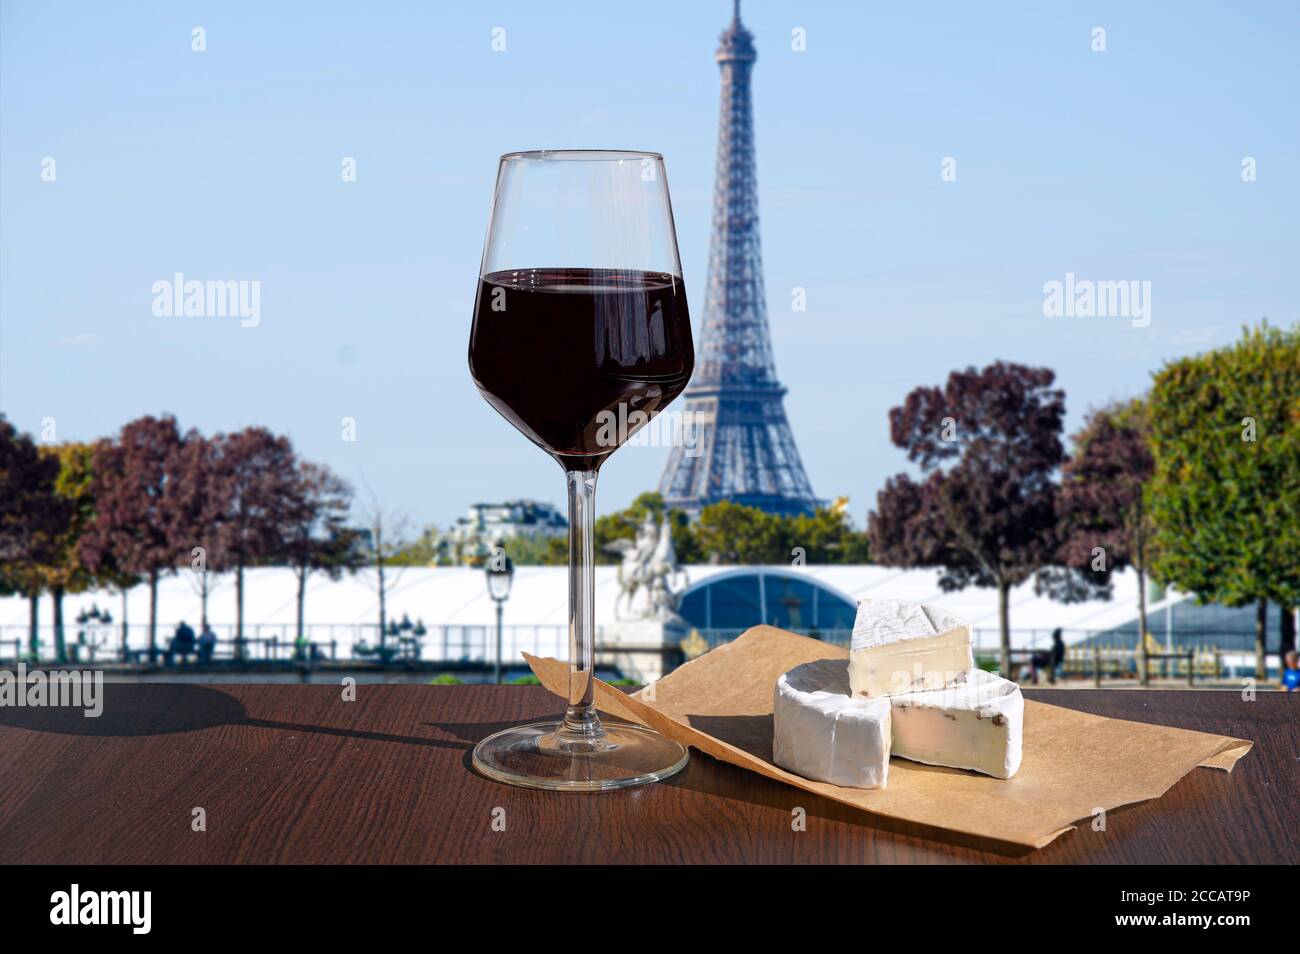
[[1147, 323, 1300, 679], [692, 500, 786, 563], [502, 533, 567, 566], [36, 443, 100, 663], [786, 504, 871, 564], [591, 493, 868, 567], [594, 491, 698, 564], [388, 527, 443, 567]]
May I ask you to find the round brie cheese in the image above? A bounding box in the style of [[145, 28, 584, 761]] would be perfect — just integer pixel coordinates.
[[772, 658, 892, 789]]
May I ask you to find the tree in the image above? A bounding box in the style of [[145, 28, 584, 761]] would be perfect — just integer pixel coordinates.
[[102, 565, 142, 662], [80, 416, 185, 662], [207, 428, 304, 662], [164, 432, 234, 632], [388, 528, 446, 567], [282, 461, 362, 652], [1147, 323, 1300, 680], [589, 492, 868, 567], [786, 503, 872, 564], [500, 533, 568, 567], [356, 477, 413, 654], [1056, 401, 1156, 682], [595, 491, 698, 564], [0, 417, 69, 658], [73, 443, 140, 661], [692, 500, 785, 564], [36, 443, 100, 663], [868, 362, 1075, 676]]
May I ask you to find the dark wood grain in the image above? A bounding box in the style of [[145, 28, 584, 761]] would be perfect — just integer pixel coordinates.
[[0, 685, 1293, 864]]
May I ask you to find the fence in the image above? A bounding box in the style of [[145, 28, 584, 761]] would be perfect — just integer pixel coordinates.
[[0, 622, 1277, 682], [0, 621, 570, 669]]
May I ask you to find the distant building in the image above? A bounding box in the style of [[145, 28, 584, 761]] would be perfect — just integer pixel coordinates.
[[451, 500, 567, 545]]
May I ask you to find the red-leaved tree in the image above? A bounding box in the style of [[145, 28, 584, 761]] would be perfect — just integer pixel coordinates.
[[208, 428, 304, 661], [868, 362, 1091, 675], [282, 461, 362, 653], [0, 416, 69, 657], [1056, 402, 1156, 682], [80, 416, 186, 662], [165, 432, 232, 632]]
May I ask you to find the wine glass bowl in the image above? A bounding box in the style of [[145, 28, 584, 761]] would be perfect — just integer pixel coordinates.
[[470, 266, 693, 472], [467, 150, 693, 790]]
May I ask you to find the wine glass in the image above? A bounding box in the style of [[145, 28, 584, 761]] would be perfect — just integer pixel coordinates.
[[467, 150, 694, 790]]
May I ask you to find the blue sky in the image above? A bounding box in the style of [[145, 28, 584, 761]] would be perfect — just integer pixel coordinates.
[[2, 1, 1296, 530]]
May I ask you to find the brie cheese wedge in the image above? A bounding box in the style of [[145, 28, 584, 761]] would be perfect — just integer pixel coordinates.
[[849, 598, 974, 697], [773, 659, 891, 789], [889, 669, 1024, 779]]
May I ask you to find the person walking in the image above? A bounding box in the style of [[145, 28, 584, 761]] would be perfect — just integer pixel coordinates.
[[1049, 628, 1066, 685]]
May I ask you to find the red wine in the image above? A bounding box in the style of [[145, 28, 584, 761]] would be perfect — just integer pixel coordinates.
[[469, 268, 693, 471]]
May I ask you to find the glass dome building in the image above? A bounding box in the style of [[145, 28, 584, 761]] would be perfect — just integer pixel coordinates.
[[675, 569, 858, 640]]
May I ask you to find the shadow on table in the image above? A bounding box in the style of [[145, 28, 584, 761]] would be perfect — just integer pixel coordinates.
[[0, 683, 475, 752]]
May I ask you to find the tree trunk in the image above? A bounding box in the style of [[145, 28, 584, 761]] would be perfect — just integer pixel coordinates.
[[1255, 599, 1267, 681], [199, 570, 209, 631], [148, 570, 159, 663], [52, 586, 67, 664], [1279, 604, 1296, 658], [997, 582, 1011, 677], [295, 567, 307, 654], [1136, 564, 1149, 686], [120, 586, 129, 663], [1134, 500, 1150, 685], [235, 563, 245, 663], [27, 594, 39, 658], [377, 556, 387, 653]]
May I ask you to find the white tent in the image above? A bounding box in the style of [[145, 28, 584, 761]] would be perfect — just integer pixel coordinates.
[[0, 564, 1164, 661]]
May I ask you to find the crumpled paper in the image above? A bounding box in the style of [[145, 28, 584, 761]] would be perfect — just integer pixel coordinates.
[[525, 625, 1253, 850]]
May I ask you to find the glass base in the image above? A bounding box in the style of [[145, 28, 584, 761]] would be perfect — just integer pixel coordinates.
[[472, 718, 689, 791]]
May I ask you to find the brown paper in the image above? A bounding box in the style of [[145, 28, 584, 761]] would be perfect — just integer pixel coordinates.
[[525, 625, 1253, 850]]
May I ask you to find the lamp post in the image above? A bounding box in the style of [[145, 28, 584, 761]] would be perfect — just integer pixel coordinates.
[[484, 550, 515, 684]]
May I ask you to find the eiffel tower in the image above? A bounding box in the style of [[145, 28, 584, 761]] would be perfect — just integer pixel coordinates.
[[659, 2, 819, 518]]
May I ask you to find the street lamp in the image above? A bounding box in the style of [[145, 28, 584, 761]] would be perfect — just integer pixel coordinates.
[[484, 550, 515, 684]]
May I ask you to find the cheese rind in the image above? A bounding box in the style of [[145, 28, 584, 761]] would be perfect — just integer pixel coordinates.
[[889, 669, 1023, 779], [848, 599, 974, 697], [772, 659, 891, 789]]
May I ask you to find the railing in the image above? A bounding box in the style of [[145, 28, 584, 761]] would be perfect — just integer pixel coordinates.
[[120, 635, 344, 665], [1006, 644, 1267, 686], [0, 622, 570, 669], [0, 622, 1277, 682], [695, 627, 851, 650]]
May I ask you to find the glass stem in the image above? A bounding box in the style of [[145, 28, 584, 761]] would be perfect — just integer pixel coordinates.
[[560, 468, 604, 741]]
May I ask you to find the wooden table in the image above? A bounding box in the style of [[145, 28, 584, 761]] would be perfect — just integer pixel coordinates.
[[0, 684, 1294, 864]]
